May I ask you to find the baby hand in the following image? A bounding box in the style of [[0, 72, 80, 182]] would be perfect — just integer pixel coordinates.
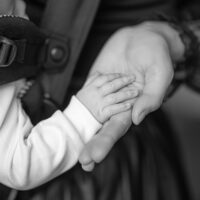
[[76, 73, 139, 124]]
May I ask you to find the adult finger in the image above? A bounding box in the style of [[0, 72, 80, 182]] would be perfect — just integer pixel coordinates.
[[81, 162, 95, 172], [79, 110, 132, 165], [132, 59, 174, 125]]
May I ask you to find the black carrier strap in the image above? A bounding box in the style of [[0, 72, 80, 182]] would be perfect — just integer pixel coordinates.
[[41, 0, 100, 105], [22, 0, 100, 122], [0, 16, 47, 85]]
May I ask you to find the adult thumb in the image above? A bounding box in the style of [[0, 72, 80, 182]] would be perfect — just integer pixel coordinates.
[[132, 93, 163, 125]]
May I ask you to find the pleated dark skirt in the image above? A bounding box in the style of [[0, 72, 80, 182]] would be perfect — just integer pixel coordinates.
[[0, 109, 192, 200]]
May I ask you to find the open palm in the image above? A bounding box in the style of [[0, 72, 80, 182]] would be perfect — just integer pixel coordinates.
[[79, 25, 174, 170]]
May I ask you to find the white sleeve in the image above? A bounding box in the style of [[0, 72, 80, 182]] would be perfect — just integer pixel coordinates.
[[0, 81, 102, 190]]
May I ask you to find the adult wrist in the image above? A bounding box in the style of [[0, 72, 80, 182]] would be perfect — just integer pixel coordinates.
[[140, 20, 200, 95], [139, 21, 185, 62]]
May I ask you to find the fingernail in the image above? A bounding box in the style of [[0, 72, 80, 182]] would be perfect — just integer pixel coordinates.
[[131, 90, 139, 96], [123, 76, 135, 83], [137, 111, 145, 124], [126, 91, 138, 98], [81, 162, 95, 172], [128, 75, 135, 81], [125, 103, 132, 108]]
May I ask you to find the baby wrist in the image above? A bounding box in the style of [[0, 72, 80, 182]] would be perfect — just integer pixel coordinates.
[[64, 96, 102, 143]]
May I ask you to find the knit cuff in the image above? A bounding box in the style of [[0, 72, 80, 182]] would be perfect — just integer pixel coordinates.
[[64, 96, 102, 143]]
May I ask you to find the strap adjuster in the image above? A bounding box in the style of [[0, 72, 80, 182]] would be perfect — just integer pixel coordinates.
[[0, 36, 17, 67]]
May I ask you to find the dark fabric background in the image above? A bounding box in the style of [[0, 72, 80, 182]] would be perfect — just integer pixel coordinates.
[[1, 0, 199, 199]]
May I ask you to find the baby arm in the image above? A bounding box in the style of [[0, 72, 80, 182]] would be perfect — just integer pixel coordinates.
[[0, 74, 137, 190], [77, 73, 140, 171], [0, 80, 102, 190], [0, 0, 104, 190]]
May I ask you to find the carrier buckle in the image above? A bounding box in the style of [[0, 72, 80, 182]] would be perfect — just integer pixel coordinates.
[[0, 36, 17, 67]]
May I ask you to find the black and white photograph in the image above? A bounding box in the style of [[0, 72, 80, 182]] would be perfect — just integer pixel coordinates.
[[0, 0, 200, 199]]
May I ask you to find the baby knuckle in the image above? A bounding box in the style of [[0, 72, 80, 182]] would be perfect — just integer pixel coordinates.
[[103, 107, 111, 116], [96, 109, 103, 121], [121, 77, 128, 83], [96, 86, 103, 94], [107, 95, 115, 103], [125, 91, 132, 96], [110, 82, 116, 89], [99, 87, 106, 95], [105, 75, 110, 82], [123, 102, 131, 109], [120, 103, 126, 109], [107, 74, 115, 80], [97, 76, 105, 84]]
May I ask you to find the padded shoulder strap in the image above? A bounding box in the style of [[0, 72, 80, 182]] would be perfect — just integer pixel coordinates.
[[0, 16, 47, 85], [40, 0, 100, 106]]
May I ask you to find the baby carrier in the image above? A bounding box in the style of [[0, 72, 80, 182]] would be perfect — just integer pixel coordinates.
[[0, 0, 196, 199], [0, 0, 100, 123]]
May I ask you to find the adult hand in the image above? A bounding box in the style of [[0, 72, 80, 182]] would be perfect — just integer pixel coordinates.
[[79, 22, 185, 171], [79, 109, 132, 171]]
